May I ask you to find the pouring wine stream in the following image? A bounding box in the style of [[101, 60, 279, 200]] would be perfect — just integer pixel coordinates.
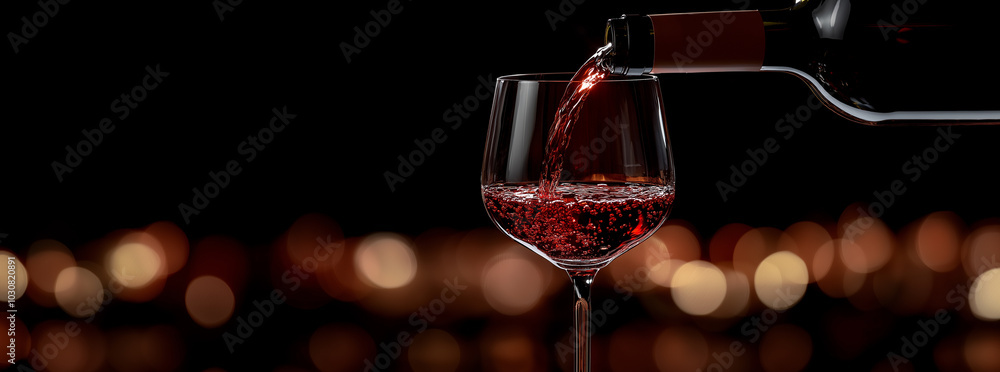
[[538, 43, 614, 197]]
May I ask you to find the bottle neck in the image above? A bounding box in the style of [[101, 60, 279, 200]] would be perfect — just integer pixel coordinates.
[[606, 11, 767, 74], [604, 15, 654, 75], [606, 7, 819, 74]]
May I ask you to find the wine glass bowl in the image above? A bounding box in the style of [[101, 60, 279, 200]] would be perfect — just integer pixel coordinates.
[[481, 73, 675, 271], [481, 72, 675, 372]]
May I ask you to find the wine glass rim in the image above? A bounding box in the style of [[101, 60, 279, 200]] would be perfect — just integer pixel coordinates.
[[498, 72, 658, 83]]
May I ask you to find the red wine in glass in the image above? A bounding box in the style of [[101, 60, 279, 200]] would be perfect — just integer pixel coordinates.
[[483, 182, 674, 264]]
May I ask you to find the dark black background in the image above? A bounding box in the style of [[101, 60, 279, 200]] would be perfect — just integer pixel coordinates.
[[3, 0, 1000, 245], [2, 0, 1000, 370]]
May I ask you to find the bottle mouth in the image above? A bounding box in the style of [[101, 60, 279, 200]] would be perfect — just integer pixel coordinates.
[[604, 15, 653, 76], [496, 72, 658, 83]]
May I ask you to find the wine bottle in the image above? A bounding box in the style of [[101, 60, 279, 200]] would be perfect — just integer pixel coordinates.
[[604, 0, 1000, 125]]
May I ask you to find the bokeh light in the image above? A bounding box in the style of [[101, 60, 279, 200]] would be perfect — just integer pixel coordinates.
[[654, 221, 702, 262], [143, 221, 189, 274], [648, 221, 701, 288], [811, 237, 835, 282], [270, 229, 334, 310], [189, 236, 250, 297], [964, 329, 1000, 372], [185, 276, 235, 328], [915, 212, 963, 272], [607, 236, 665, 292], [355, 233, 417, 289], [963, 223, 1000, 278], [755, 251, 808, 310], [315, 237, 372, 304], [606, 222, 699, 292], [710, 223, 753, 263], [839, 215, 894, 274], [352, 235, 441, 318], [0, 251, 28, 301], [107, 242, 162, 289], [53, 266, 104, 318], [26, 239, 76, 307], [482, 253, 545, 316], [733, 227, 782, 280], [710, 263, 751, 318], [95, 230, 171, 303], [970, 268, 1000, 320], [649, 258, 685, 289], [408, 329, 461, 372], [420, 229, 512, 319], [672, 261, 727, 316], [816, 239, 866, 298], [455, 228, 509, 287], [778, 221, 832, 282]]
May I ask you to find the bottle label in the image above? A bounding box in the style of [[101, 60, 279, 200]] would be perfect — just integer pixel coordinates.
[[649, 10, 764, 73]]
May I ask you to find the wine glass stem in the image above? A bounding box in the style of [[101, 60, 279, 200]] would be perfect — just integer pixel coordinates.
[[569, 270, 595, 372]]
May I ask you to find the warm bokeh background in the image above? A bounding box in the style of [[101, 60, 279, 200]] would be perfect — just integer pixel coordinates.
[[3, 0, 1000, 371]]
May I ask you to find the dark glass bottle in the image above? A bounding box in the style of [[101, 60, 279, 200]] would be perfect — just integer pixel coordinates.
[[605, 0, 1000, 125]]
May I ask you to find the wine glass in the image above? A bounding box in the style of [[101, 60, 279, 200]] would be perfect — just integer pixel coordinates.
[[480, 72, 675, 371]]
